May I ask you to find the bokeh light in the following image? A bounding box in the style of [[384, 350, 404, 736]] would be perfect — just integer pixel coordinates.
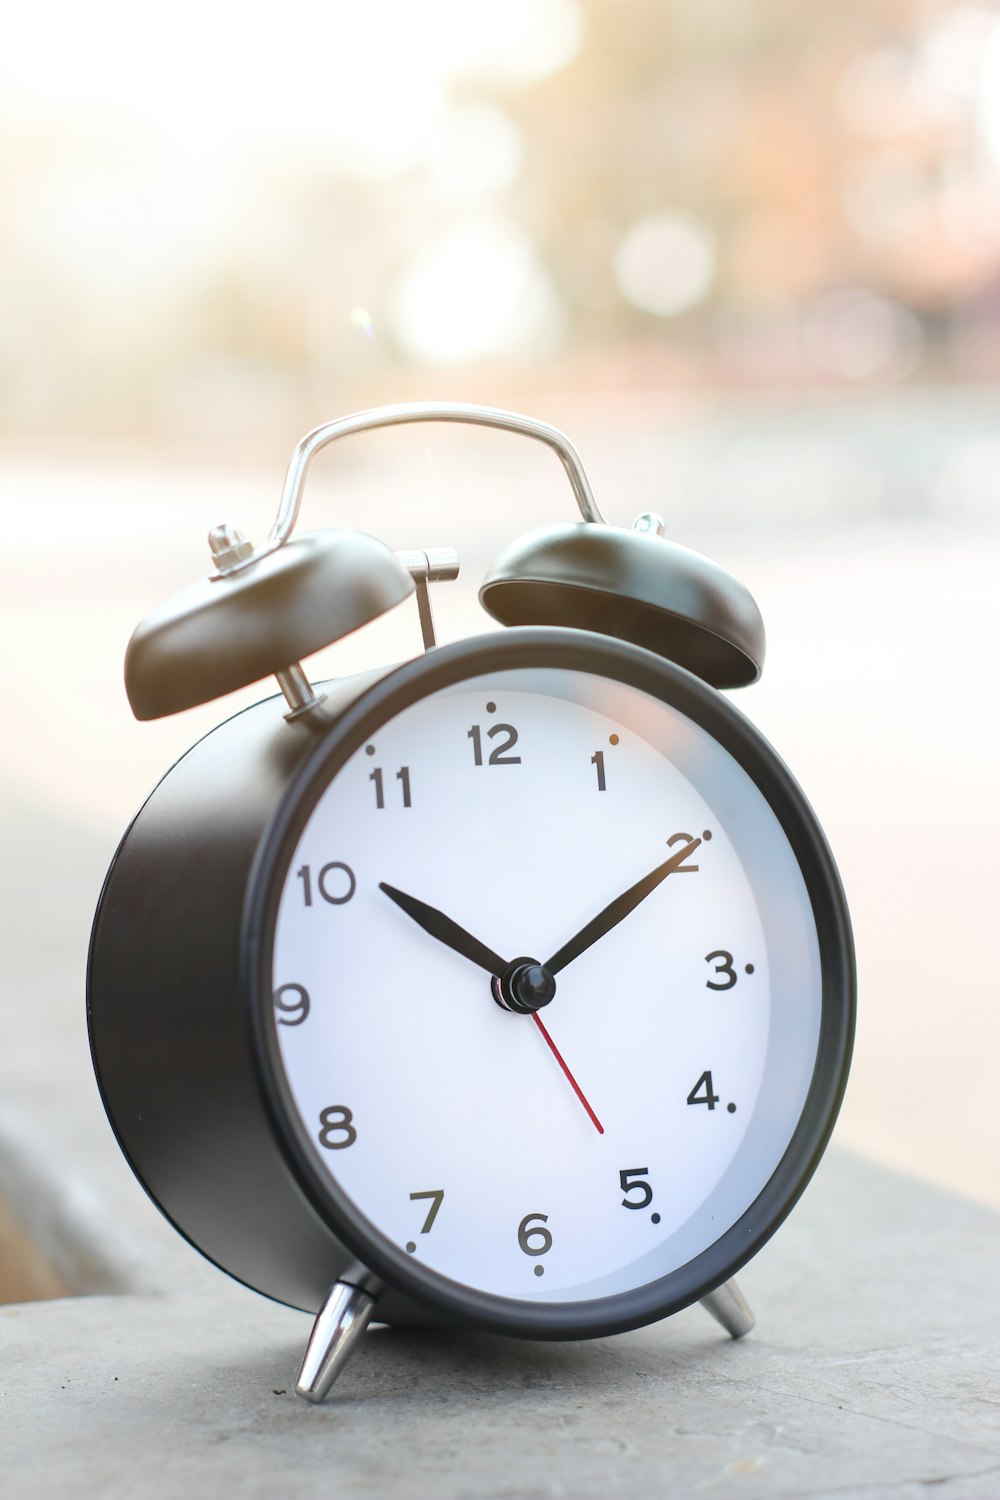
[[422, 106, 524, 201], [614, 213, 716, 318], [0, 0, 998, 438], [803, 291, 923, 383], [390, 221, 566, 364]]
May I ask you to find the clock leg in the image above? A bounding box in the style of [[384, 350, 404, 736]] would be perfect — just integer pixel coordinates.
[[295, 1280, 378, 1403], [700, 1278, 755, 1339]]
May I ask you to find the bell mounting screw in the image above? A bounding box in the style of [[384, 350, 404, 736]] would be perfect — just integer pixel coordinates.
[[208, 523, 255, 573], [632, 511, 667, 537], [207, 524, 326, 723]]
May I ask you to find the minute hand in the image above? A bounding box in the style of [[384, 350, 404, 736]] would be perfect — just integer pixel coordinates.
[[543, 837, 701, 976]]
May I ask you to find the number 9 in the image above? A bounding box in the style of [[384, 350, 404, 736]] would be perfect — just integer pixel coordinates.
[[273, 983, 310, 1026]]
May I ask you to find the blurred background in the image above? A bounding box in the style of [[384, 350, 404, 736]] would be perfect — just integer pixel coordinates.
[[1, 0, 997, 1226]]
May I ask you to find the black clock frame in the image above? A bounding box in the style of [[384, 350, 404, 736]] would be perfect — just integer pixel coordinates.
[[245, 626, 855, 1340]]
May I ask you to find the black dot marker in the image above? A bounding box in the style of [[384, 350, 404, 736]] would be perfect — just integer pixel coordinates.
[[727, 1103, 737, 1114], [405, 1241, 417, 1253], [533, 1264, 544, 1277], [651, 1212, 661, 1225], [745, 963, 755, 974], [486, 701, 496, 714], [365, 744, 376, 757], [703, 829, 713, 841]]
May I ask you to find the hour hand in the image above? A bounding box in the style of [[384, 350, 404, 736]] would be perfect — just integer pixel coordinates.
[[379, 883, 507, 976]]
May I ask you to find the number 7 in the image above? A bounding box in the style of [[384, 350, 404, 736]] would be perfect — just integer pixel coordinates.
[[409, 1189, 445, 1234]]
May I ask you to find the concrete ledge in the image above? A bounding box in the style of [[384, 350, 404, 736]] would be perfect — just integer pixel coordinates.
[[0, 1099, 141, 1300], [2, 1150, 998, 1499]]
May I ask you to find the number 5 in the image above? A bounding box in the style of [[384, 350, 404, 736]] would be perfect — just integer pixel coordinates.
[[619, 1168, 653, 1210]]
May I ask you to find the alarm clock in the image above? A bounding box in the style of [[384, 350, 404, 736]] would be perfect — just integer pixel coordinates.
[[88, 403, 855, 1403]]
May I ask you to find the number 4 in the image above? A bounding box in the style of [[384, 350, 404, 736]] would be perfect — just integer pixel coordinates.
[[686, 1071, 720, 1110]]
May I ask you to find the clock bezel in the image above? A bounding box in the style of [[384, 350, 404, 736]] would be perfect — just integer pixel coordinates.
[[245, 626, 855, 1339]]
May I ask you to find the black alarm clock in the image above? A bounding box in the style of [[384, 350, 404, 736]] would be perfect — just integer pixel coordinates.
[[88, 403, 854, 1402]]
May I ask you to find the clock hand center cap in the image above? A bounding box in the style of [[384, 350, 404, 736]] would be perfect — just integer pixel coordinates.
[[491, 957, 557, 1015]]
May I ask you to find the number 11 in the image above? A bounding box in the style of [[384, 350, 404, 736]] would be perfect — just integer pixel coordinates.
[[370, 766, 412, 809]]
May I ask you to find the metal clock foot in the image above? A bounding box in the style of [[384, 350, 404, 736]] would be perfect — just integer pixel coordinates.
[[295, 1281, 377, 1403], [700, 1278, 755, 1339]]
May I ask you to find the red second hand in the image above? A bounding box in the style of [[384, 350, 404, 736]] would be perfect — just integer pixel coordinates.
[[531, 1013, 604, 1135]]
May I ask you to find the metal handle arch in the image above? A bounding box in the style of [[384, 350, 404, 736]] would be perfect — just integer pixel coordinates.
[[214, 403, 606, 579]]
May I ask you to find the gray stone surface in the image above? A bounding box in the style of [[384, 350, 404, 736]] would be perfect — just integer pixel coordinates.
[[2, 1150, 999, 1499]]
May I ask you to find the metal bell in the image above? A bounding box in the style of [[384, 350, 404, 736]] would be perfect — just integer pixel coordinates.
[[480, 517, 765, 689], [125, 528, 414, 720]]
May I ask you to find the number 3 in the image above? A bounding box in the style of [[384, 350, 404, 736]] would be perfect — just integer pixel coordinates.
[[705, 950, 737, 990]]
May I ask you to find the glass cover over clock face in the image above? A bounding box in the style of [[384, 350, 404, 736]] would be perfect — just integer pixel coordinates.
[[269, 664, 822, 1305]]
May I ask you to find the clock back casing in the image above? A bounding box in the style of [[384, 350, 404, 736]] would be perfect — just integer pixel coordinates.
[[89, 665, 438, 1327]]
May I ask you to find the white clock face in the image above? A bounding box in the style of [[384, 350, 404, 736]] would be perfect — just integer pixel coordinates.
[[270, 664, 822, 1305]]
